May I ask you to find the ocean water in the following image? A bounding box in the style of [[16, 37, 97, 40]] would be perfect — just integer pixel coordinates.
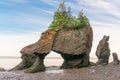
[[0, 57, 99, 70], [0, 57, 21, 70]]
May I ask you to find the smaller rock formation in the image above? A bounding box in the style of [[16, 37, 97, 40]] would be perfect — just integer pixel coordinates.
[[112, 52, 119, 65], [0, 68, 6, 71], [96, 35, 110, 65]]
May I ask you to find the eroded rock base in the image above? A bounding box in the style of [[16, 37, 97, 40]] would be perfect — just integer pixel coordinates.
[[96, 59, 109, 65], [25, 53, 47, 73], [112, 53, 119, 65], [60, 53, 90, 69], [10, 54, 36, 71], [0, 68, 6, 71]]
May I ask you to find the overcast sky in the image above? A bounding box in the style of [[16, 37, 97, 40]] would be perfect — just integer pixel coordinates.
[[0, 0, 120, 58]]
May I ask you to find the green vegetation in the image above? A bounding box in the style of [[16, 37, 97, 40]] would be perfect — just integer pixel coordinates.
[[49, 2, 90, 30]]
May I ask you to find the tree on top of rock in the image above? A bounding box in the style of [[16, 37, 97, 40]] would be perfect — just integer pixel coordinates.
[[49, 1, 90, 30], [74, 10, 90, 28]]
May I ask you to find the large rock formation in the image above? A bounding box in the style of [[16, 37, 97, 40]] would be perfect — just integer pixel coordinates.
[[11, 26, 93, 73], [53, 26, 93, 68], [96, 36, 110, 65]]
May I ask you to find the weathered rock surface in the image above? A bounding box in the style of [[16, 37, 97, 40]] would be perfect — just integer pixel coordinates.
[[25, 53, 47, 73], [10, 54, 36, 71], [20, 29, 56, 54], [11, 26, 93, 72], [11, 29, 56, 73], [53, 26, 93, 68], [96, 36, 110, 65], [112, 52, 119, 65], [24, 29, 56, 73]]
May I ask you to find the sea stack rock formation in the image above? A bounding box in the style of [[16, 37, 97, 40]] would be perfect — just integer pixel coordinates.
[[96, 36, 110, 65], [112, 52, 119, 65], [11, 29, 56, 73], [10, 2, 93, 73], [53, 26, 93, 69], [11, 25, 93, 73]]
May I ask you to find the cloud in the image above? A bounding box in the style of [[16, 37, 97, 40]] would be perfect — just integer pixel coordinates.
[[76, 0, 120, 18], [0, 3, 54, 34], [0, 13, 52, 34], [30, 6, 54, 15], [64, 0, 120, 31], [40, 0, 59, 8], [39, 8, 54, 15], [1, 0, 120, 34], [16, 13, 51, 25], [0, 34, 39, 57]]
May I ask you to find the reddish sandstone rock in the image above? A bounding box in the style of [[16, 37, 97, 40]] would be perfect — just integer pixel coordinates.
[[20, 29, 56, 54], [11, 29, 56, 72]]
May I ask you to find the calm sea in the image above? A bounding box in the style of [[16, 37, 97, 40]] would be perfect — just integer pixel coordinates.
[[0, 57, 99, 70]]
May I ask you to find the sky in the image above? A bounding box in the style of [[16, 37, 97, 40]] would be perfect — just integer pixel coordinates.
[[0, 0, 120, 58]]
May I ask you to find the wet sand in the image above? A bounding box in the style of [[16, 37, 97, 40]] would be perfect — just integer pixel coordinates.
[[0, 63, 120, 80]]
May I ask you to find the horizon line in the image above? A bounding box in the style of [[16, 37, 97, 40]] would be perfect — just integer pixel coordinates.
[[0, 56, 99, 59]]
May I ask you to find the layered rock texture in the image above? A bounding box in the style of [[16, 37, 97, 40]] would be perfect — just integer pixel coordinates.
[[20, 29, 56, 54], [53, 26, 93, 68], [11, 26, 93, 73], [11, 29, 56, 73], [96, 36, 110, 65]]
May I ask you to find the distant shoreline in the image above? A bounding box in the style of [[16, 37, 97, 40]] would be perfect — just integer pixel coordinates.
[[0, 56, 20, 58], [0, 56, 98, 60], [0, 56, 64, 59]]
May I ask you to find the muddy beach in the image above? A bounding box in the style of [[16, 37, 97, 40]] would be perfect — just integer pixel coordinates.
[[0, 63, 120, 80]]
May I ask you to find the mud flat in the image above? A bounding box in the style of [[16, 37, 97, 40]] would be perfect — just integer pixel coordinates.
[[0, 63, 120, 80]]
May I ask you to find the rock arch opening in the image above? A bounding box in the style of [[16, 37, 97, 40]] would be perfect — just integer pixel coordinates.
[[44, 51, 63, 67]]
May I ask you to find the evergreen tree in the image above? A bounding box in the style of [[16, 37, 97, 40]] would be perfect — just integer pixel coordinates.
[[75, 10, 90, 28], [78, 9, 83, 19], [68, 7, 72, 18], [49, 10, 60, 30], [49, 1, 90, 30], [50, 1, 69, 30]]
